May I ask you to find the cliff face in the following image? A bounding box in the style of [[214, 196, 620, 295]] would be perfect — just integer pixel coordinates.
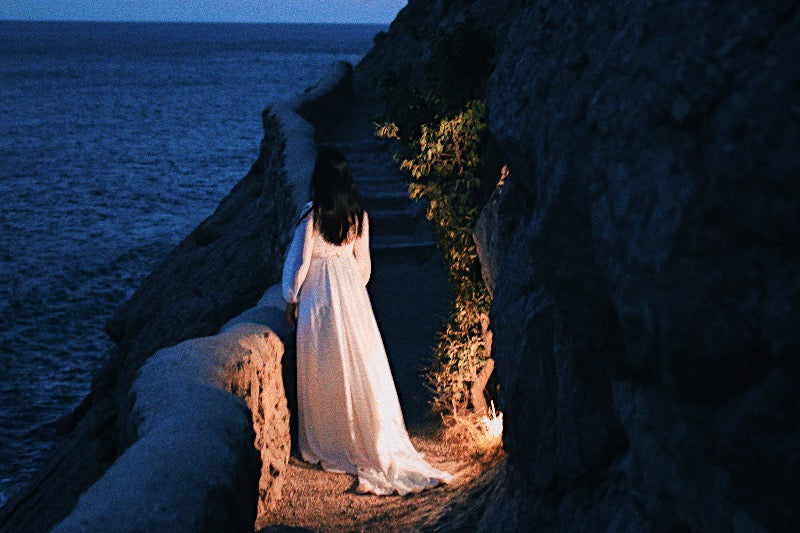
[[357, 1, 800, 529]]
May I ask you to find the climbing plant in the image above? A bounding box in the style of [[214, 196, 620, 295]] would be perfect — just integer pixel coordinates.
[[377, 101, 492, 418]]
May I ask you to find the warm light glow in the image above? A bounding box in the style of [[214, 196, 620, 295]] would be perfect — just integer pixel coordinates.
[[480, 400, 503, 440]]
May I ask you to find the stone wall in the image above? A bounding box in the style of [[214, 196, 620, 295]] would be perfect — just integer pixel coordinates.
[[52, 323, 287, 533], [357, 1, 800, 530]]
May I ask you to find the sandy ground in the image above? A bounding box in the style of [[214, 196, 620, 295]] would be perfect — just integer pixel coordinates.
[[258, 426, 501, 532]]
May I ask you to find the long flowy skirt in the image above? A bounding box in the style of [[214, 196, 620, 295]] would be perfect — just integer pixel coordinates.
[[295, 253, 452, 495]]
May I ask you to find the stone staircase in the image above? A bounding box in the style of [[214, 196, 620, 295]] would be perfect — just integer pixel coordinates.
[[323, 104, 450, 428], [327, 106, 437, 259]]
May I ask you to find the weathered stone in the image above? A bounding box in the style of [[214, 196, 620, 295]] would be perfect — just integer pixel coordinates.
[[221, 323, 291, 519], [357, 0, 800, 530], [52, 323, 289, 532], [294, 61, 354, 138], [473, 166, 508, 297]]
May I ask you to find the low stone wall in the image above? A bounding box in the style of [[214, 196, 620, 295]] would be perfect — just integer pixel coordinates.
[[53, 322, 288, 532]]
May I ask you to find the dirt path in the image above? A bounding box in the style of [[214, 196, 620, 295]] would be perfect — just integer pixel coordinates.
[[257, 99, 499, 531]]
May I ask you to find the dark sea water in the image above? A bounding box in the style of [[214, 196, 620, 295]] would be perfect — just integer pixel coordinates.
[[0, 20, 381, 507]]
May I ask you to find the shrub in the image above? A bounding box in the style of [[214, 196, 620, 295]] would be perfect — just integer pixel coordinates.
[[378, 101, 491, 417]]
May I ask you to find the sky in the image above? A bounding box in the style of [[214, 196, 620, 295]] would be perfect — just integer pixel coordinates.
[[0, 1, 408, 24]]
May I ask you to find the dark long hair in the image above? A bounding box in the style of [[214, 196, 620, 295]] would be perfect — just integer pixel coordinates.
[[311, 148, 364, 245]]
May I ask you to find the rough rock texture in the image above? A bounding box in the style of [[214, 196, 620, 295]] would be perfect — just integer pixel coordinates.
[[473, 171, 506, 298], [0, 63, 353, 532], [53, 323, 288, 532], [220, 285, 294, 519], [357, 1, 800, 530], [294, 60, 354, 139]]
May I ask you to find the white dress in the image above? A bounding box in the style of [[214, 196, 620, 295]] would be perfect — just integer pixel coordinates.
[[281, 203, 453, 495]]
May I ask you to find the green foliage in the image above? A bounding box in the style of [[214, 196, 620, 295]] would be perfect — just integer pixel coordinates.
[[377, 101, 492, 417]]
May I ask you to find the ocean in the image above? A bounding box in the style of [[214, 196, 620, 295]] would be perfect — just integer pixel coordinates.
[[0, 20, 381, 507]]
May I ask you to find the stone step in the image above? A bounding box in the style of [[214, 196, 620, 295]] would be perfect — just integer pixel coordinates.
[[368, 207, 420, 237], [352, 169, 405, 185], [346, 145, 395, 158], [339, 140, 392, 153], [370, 235, 438, 259], [358, 180, 410, 198], [348, 152, 403, 172], [362, 192, 419, 213]]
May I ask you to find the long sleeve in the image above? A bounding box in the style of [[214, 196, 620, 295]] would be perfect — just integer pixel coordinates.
[[353, 211, 371, 285], [282, 213, 314, 303]]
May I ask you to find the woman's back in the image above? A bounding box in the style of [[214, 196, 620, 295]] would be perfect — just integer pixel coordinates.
[[281, 148, 452, 495], [310, 220, 357, 258]]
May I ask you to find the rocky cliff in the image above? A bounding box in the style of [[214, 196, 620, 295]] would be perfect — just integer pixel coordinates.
[[357, 1, 799, 530]]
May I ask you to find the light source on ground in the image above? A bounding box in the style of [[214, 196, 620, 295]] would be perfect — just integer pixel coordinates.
[[481, 401, 503, 441]]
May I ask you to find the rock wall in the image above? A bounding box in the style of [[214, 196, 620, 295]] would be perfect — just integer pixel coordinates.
[[0, 62, 354, 532], [357, 1, 800, 530]]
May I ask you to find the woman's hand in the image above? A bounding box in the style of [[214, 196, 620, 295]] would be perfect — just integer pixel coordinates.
[[285, 302, 298, 329]]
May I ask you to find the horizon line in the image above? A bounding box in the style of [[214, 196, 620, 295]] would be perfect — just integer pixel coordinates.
[[0, 18, 392, 26]]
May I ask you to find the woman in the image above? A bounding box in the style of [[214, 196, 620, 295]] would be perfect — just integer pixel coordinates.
[[281, 148, 453, 495]]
